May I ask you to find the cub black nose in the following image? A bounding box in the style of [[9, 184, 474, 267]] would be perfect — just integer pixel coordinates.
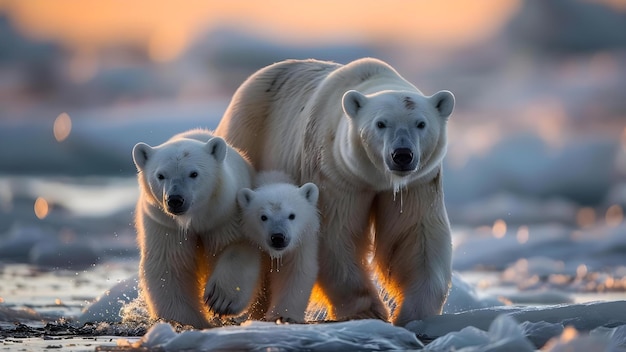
[[270, 233, 288, 249], [166, 195, 185, 213], [392, 148, 414, 167]]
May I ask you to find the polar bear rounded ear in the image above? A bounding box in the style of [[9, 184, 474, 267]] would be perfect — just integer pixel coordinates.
[[237, 188, 255, 208], [205, 137, 227, 163], [429, 90, 455, 119], [299, 183, 319, 206], [342, 90, 368, 119], [132, 142, 154, 171]]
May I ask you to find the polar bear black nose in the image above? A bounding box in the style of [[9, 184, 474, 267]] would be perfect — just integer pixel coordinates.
[[166, 195, 185, 213], [392, 148, 414, 167], [270, 233, 289, 249]]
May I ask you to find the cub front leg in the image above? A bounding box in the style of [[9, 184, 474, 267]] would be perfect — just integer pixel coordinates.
[[372, 174, 452, 326], [264, 243, 318, 323], [204, 242, 261, 316]]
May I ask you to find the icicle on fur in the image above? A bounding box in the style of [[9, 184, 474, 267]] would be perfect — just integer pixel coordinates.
[[270, 255, 283, 273], [391, 178, 408, 214], [176, 215, 192, 235]]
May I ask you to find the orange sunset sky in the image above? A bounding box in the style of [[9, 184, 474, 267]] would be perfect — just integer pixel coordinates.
[[1, 0, 524, 62]]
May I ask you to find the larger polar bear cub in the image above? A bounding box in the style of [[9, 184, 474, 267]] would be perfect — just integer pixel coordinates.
[[237, 171, 320, 323], [216, 58, 455, 326], [132, 128, 260, 329]]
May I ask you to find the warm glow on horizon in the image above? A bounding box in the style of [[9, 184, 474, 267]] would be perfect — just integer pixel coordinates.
[[522, 98, 568, 150], [1, 0, 521, 61]]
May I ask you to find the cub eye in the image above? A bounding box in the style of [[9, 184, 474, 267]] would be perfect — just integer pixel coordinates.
[[157, 174, 165, 180], [376, 121, 386, 129], [189, 171, 198, 178], [288, 213, 296, 220], [416, 121, 426, 129], [261, 215, 268, 222]]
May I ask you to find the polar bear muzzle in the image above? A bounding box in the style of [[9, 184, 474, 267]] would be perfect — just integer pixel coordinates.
[[391, 148, 414, 170], [269, 232, 289, 250], [166, 194, 188, 215]]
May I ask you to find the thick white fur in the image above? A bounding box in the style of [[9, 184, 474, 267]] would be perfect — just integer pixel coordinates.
[[132, 128, 259, 328], [237, 171, 320, 322], [216, 58, 455, 326]]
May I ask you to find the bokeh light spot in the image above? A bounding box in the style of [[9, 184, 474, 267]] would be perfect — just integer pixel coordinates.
[[560, 326, 578, 343], [605, 204, 623, 227], [576, 207, 596, 228], [576, 264, 588, 279], [53, 112, 72, 142], [516, 225, 529, 244], [492, 219, 507, 238], [34, 197, 49, 219]]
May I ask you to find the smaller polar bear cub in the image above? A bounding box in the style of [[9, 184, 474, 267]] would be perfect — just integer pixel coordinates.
[[237, 171, 320, 322]]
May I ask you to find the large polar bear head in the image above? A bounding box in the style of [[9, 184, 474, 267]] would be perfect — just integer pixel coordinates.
[[132, 136, 227, 228], [342, 89, 454, 187], [237, 182, 319, 259]]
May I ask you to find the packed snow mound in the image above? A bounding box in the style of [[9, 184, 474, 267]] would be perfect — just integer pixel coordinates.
[[407, 300, 626, 349], [127, 302, 626, 351], [135, 320, 423, 351]]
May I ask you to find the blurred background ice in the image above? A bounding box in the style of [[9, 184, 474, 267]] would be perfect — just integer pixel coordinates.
[[0, 0, 625, 313]]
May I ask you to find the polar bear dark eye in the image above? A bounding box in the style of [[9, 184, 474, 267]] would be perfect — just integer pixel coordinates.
[[157, 173, 165, 180], [416, 121, 426, 129], [261, 215, 268, 222], [376, 121, 386, 129], [288, 213, 296, 220], [189, 171, 198, 178]]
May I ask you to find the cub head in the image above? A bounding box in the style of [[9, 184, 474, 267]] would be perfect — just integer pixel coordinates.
[[237, 182, 319, 258], [342, 89, 454, 186], [132, 136, 227, 227]]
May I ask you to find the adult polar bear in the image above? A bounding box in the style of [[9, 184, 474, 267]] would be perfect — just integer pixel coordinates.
[[132, 129, 260, 328], [216, 58, 454, 326]]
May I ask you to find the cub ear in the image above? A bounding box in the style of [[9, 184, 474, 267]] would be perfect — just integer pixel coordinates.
[[342, 90, 368, 119], [237, 188, 255, 208], [299, 183, 319, 206], [205, 137, 227, 163], [429, 90, 455, 119], [132, 142, 154, 171]]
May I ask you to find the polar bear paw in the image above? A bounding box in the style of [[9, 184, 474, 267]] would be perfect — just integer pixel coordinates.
[[333, 295, 389, 322], [204, 281, 248, 316]]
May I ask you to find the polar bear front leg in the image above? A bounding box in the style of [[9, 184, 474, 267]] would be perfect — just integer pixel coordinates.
[[372, 174, 452, 326], [204, 242, 261, 316], [139, 225, 210, 328], [317, 239, 388, 321], [316, 194, 389, 321]]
